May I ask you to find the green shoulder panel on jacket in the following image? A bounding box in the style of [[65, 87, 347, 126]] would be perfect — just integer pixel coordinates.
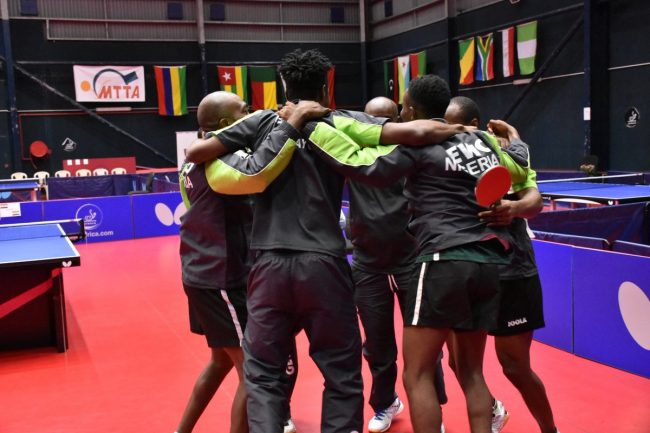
[[310, 122, 397, 166], [481, 132, 529, 186], [204, 139, 297, 195], [512, 166, 538, 193], [332, 115, 383, 147]]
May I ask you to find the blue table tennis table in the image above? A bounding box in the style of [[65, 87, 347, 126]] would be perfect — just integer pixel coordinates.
[[539, 181, 650, 206], [0, 178, 41, 201], [0, 222, 81, 352]]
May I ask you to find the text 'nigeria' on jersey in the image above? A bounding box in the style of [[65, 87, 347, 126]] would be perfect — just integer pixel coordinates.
[[444, 137, 499, 176]]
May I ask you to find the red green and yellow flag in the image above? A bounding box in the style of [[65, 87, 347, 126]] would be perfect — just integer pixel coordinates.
[[217, 65, 248, 102], [250, 66, 278, 110], [409, 51, 426, 79], [327, 66, 336, 109], [154, 65, 188, 116], [458, 37, 475, 85]]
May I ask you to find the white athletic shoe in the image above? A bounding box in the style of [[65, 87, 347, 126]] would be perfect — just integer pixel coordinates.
[[368, 397, 404, 432], [283, 418, 297, 433], [491, 399, 510, 433]]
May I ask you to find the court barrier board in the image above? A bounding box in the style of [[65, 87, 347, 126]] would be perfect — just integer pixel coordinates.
[[530, 201, 649, 245], [0, 201, 43, 224], [47, 172, 179, 200], [132, 192, 185, 238], [1, 192, 185, 242], [611, 240, 650, 257], [44, 196, 135, 243], [532, 240, 650, 378], [531, 241, 574, 353], [532, 230, 610, 250]]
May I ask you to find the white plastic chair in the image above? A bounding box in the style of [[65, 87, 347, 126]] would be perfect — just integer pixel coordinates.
[[11, 172, 28, 179], [93, 168, 109, 176], [33, 171, 50, 182], [111, 167, 127, 175], [54, 170, 72, 178], [33, 171, 50, 199], [75, 168, 92, 177]]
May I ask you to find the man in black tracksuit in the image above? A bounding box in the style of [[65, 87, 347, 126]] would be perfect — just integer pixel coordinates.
[[352, 96, 447, 433]]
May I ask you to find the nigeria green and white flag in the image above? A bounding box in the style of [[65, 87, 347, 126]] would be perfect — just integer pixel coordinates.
[[517, 21, 537, 75]]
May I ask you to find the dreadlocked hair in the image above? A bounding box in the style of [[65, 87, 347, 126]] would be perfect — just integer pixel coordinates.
[[279, 49, 332, 101]]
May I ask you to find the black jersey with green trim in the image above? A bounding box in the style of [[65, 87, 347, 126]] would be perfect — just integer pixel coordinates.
[[305, 128, 524, 256], [213, 109, 386, 257], [178, 161, 253, 290], [347, 179, 416, 273]]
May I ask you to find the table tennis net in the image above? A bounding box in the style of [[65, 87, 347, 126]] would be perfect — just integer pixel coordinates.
[[0, 219, 85, 242]]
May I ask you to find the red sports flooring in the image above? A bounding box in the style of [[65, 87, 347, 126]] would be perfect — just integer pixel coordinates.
[[0, 236, 648, 433]]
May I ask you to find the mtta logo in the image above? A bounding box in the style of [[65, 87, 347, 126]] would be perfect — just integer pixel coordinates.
[[75, 203, 104, 230], [74, 65, 145, 102], [83, 68, 140, 99]]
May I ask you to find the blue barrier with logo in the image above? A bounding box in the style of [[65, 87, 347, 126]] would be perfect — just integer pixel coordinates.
[[532, 240, 574, 352], [43, 196, 134, 243], [0, 201, 43, 225], [132, 192, 184, 238], [529, 202, 649, 244], [573, 249, 650, 378]]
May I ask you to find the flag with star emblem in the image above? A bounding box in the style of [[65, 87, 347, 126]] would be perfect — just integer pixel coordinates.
[[217, 65, 248, 102], [397, 55, 410, 104]]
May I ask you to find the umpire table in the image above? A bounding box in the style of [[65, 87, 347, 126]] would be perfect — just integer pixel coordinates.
[[539, 181, 650, 207], [0, 222, 81, 352]]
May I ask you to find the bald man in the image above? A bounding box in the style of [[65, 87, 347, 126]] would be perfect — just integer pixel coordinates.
[[194, 90, 250, 137], [176, 91, 252, 433], [178, 91, 302, 433], [346, 97, 447, 433]]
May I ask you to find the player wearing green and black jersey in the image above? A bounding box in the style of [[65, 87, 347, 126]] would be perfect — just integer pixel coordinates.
[[185, 51, 469, 433], [303, 75, 533, 433], [350, 96, 446, 433], [445, 96, 560, 433], [176, 92, 253, 433], [177, 91, 304, 433]]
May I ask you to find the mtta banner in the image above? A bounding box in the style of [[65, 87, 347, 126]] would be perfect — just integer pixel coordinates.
[[73, 65, 145, 102]]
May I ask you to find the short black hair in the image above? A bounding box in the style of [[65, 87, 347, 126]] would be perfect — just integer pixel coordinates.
[[407, 75, 451, 119], [449, 96, 481, 124], [278, 49, 332, 101]]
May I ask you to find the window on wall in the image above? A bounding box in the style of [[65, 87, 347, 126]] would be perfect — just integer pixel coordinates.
[[330, 6, 345, 23], [20, 0, 38, 16], [384, 0, 393, 18], [167, 2, 183, 20], [210, 3, 226, 21]]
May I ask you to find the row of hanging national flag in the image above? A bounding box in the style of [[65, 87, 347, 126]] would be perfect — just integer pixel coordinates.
[[383, 51, 426, 104], [153, 64, 337, 117], [217, 65, 336, 111], [459, 20, 537, 86]]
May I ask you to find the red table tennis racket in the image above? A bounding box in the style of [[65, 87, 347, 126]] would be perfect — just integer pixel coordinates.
[[475, 165, 512, 207]]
